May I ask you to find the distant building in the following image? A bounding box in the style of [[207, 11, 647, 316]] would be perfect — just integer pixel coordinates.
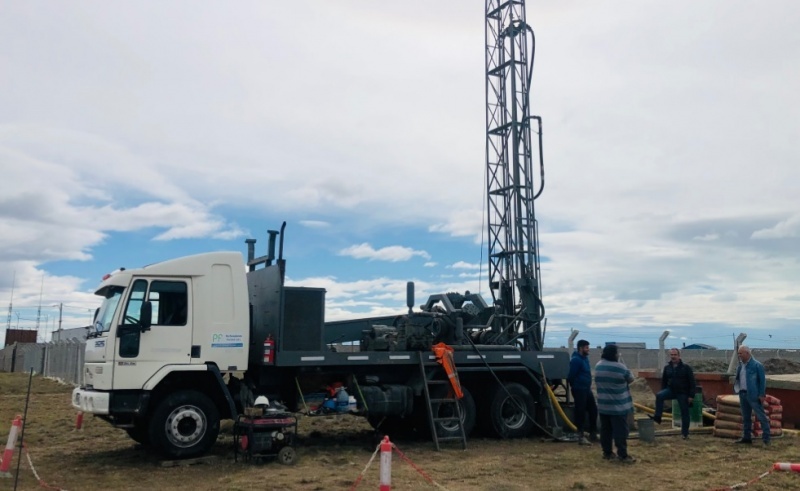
[[51, 326, 90, 342], [4, 328, 37, 347], [683, 343, 717, 350], [605, 341, 647, 349]]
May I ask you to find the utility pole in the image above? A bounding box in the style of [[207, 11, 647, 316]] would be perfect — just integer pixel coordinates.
[[58, 303, 63, 331]]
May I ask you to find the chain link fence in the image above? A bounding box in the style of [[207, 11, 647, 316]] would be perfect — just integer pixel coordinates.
[[0, 341, 84, 385], [553, 347, 800, 372]]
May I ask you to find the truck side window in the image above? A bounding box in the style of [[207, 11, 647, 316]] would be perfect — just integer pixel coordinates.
[[151, 280, 188, 326], [122, 279, 148, 325]]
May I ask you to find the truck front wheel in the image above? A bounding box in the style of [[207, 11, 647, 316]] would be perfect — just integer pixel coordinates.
[[125, 419, 151, 446], [149, 390, 220, 459]]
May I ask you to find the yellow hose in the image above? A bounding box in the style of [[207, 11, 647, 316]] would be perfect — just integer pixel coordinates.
[[545, 384, 578, 432]]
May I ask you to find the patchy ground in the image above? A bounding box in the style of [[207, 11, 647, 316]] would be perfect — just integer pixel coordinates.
[[1, 372, 799, 491], [763, 358, 800, 375]]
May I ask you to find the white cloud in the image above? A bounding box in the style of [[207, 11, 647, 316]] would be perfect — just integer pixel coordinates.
[[299, 220, 331, 229], [751, 214, 800, 239], [338, 243, 431, 262]]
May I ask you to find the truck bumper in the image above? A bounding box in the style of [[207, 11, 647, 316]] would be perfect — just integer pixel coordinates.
[[72, 387, 110, 415]]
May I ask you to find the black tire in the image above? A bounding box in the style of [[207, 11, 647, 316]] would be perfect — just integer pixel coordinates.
[[148, 390, 220, 459], [486, 382, 536, 438], [277, 446, 297, 465], [430, 385, 476, 439], [367, 413, 421, 439], [125, 420, 151, 446]]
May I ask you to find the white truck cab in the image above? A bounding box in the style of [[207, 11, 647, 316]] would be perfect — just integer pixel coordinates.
[[72, 251, 248, 457]]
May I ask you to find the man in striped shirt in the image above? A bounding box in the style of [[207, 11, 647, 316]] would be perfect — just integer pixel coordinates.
[[595, 344, 636, 463]]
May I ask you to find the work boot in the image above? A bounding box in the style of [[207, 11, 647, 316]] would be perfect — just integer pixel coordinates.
[[602, 452, 617, 460], [618, 455, 637, 464], [577, 436, 592, 446], [647, 414, 661, 425], [734, 438, 752, 444]]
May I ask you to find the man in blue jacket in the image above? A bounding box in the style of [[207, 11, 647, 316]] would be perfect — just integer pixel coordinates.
[[568, 339, 598, 445], [733, 345, 771, 446]]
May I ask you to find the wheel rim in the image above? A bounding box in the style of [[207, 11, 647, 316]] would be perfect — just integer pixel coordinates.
[[165, 404, 207, 448], [500, 395, 527, 430], [437, 402, 464, 432], [279, 447, 295, 464]]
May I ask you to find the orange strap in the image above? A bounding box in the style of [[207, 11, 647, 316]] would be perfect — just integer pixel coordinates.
[[432, 342, 463, 399]]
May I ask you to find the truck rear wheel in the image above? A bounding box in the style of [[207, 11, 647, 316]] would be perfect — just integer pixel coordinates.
[[487, 382, 535, 438], [430, 385, 476, 439], [149, 390, 220, 459]]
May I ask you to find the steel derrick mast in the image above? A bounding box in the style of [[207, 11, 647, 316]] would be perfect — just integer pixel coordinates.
[[485, 0, 545, 351]]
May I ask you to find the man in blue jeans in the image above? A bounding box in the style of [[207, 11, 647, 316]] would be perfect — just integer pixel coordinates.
[[568, 339, 598, 445], [733, 345, 771, 446], [651, 348, 696, 439]]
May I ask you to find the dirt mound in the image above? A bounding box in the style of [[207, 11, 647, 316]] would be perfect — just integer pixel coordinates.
[[763, 358, 800, 375], [628, 377, 652, 395], [690, 360, 729, 373]]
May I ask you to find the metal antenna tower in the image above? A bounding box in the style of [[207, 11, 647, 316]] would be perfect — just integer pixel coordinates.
[[5, 271, 14, 331], [485, 0, 546, 350], [36, 275, 44, 331]]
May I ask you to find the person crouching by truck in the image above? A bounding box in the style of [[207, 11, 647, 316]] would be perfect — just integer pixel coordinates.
[[595, 344, 636, 463], [651, 347, 696, 440], [567, 339, 598, 445]]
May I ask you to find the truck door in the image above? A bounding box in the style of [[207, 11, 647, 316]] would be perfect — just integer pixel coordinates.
[[113, 277, 192, 390]]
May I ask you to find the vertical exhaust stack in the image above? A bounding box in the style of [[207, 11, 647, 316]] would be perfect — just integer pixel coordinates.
[[245, 239, 257, 272], [245, 223, 285, 273], [266, 230, 278, 266], [406, 282, 415, 315]]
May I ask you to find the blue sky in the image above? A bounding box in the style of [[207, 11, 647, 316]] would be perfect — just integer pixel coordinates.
[[1, 1, 799, 350]]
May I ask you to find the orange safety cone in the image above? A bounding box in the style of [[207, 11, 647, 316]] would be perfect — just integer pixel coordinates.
[[75, 411, 84, 431], [379, 436, 392, 491], [0, 415, 22, 478]]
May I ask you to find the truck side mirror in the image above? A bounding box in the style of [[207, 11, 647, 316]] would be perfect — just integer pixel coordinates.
[[140, 301, 152, 331]]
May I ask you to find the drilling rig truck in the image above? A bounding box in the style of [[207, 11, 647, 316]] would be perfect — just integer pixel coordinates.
[[72, 0, 567, 459]]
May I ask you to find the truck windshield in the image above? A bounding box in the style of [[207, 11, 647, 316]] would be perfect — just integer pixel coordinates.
[[94, 286, 125, 334]]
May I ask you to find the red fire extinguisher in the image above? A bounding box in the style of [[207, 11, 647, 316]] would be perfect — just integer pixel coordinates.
[[263, 334, 274, 364]]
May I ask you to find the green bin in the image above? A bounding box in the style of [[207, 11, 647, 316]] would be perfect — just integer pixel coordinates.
[[672, 386, 703, 429]]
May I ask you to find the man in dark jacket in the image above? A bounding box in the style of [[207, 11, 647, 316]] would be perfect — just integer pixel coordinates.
[[652, 348, 697, 439], [567, 339, 598, 445]]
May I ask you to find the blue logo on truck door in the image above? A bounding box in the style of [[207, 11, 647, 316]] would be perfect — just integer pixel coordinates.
[[211, 333, 244, 348]]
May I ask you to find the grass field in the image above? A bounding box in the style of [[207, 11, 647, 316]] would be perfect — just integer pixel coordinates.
[[1, 372, 798, 491]]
